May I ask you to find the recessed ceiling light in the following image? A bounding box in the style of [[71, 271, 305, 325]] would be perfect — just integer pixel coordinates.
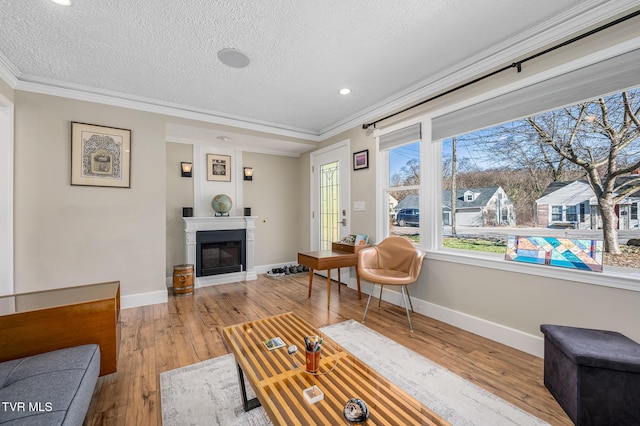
[[217, 49, 250, 68], [217, 136, 231, 142], [51, 0, 72, 5], [339, 88, 351, 95]]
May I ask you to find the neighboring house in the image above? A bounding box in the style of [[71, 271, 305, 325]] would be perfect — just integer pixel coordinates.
[[443, 187, 516, 227], [388, 195, 399, 215], [536, 176, 640, 230], [395, 186, 516, 227]]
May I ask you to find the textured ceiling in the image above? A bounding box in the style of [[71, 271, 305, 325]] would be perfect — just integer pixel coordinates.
[[0, 0, 637, 142]]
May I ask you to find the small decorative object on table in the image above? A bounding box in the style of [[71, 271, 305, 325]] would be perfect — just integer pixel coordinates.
[[304, 335, 322, 372], [340, 234, 356, 244], [211, 194, 232, 216], [263, 336, 285, 351], [343, 398, 369, 425], [339, 234, 369, 246], [354, 234, 369, 246]]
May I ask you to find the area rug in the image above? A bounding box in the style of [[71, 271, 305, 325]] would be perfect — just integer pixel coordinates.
[[160, 320, 548, 425]]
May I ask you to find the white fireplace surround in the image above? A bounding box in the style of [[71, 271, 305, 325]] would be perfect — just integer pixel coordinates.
[[184, 216, 257, 287]]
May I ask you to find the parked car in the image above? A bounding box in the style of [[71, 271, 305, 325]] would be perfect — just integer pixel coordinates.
[[395, 208, 420, 226]]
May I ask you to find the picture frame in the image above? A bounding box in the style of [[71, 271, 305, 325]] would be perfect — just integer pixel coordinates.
[[71, 122, 131, 188], [207, 154, 231, 181], [353, 149, 369, 170]]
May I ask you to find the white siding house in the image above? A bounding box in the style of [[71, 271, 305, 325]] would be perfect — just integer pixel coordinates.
[[442, 186, 516, 227], [536, 179, 640, 230]]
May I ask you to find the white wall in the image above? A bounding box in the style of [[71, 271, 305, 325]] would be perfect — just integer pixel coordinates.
[[13, 91, 167, 305], [166, 142, 194, 277], [0, 91, 13, 296], [242, 151, 300, 267]]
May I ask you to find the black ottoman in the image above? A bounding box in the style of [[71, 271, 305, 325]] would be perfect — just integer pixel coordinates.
[[540, 324, 640, 425]]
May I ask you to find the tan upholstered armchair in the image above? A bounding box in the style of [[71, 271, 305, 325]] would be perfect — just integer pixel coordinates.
[[358, 236, 426, 331]]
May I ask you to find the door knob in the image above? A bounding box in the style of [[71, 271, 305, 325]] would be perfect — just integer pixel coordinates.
[[339, 219, 347, 226]]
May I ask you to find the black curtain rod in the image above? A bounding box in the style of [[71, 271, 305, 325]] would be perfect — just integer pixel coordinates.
[[362, 8, 640, 130]]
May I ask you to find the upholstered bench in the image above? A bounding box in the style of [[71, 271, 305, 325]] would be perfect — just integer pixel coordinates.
[[540, 324, 640, 425], [0, 344, 100, 425]]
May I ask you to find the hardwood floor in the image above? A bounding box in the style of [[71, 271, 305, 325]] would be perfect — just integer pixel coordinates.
[[84, 273, 571, 425]]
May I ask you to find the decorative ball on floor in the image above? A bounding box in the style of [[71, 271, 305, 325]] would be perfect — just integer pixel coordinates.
[[211, 194, 232, 216]]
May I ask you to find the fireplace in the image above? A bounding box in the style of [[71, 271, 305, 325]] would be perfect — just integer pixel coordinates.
[[196, 229, 246, 277], [184, 216, 257, 286]]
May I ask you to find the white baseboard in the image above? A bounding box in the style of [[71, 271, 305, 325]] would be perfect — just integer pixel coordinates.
[[255, 261, 298, 275], [361, 282, 544, 357], [121, 289, 168, 309]]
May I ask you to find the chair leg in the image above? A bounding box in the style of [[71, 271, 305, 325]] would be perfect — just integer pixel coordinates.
[[362, 283, 377, 323], [405, 285, 414, 313], [378, 284, 384, 308], [401, 285, 413, 332]]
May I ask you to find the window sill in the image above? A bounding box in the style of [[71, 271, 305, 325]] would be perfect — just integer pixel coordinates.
[[427, 249, 640, 293]]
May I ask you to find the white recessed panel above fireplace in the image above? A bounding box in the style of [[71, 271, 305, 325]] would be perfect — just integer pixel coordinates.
[[184, 216, 257, 287]]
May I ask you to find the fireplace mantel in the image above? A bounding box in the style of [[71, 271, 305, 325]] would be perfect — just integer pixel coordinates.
[[184, 216, 257, 287]]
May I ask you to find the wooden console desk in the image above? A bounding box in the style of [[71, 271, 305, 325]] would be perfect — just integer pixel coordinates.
[[298, 243, 369, 309], [0, 281, 121, 376]]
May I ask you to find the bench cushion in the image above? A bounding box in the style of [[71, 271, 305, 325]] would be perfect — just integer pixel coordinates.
[[0, 345, 100, 426], [541, 324, 640, 373]]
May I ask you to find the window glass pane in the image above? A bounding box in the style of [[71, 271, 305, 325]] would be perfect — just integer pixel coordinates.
[[441, 86, 640, 273], [388, 142, 420, 187], [390, 190, 420, 244], [320, 161, 339, 250], [385, 141, 420, 244]]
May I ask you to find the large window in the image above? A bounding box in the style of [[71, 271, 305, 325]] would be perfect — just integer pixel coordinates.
[[378, 48, 640, 282], [439, 86, 640, 274]]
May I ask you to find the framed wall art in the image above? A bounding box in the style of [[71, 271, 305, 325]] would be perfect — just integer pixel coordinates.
[[207, 154, 231, 181], [353, 149, 369, 170], [71, 122, 131, 188]]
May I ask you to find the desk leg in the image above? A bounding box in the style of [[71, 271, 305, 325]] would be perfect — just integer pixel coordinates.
[[327, 269, 331, 309], [236, 362, 261, 411], [308, 269, 314, 297], [356, 268, 362, 299], [338, 268, 341, 293]]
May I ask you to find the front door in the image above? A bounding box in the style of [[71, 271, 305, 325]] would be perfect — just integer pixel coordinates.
[[310, 141, 351, 283]]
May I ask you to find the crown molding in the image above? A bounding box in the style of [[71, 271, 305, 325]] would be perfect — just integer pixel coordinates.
[[13, 76, 324, 142], [0, 52, 18, 88]]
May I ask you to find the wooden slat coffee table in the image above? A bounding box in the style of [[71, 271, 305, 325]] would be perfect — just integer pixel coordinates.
[[223, 312, 449, 425]]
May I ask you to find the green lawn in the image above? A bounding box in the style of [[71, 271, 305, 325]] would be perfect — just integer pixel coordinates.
[[442, 238, 506, 253]]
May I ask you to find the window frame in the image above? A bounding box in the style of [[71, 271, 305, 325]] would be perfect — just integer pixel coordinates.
[[551, 205, 563, 222], [376, 117, 425, 241], [375, 45, 640, 293]]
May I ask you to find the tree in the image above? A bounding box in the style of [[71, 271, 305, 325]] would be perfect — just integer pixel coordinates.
[[527, 89, 640, 254]]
